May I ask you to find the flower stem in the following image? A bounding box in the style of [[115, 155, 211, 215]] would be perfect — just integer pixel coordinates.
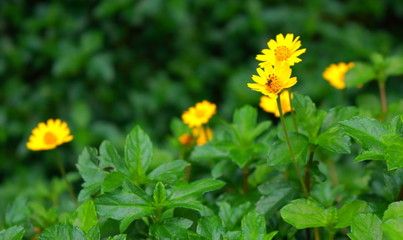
[[378, 81, 387, 115], [277, 95, 309, 197], [55, 150, 77, 205], [288, 90, 298, 132]]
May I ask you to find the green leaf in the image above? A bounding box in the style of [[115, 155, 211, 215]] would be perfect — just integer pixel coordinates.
[[241, 210, 266, 240], [267, 133, 309, 168], [121, 179, 153, 203], [383, 169, 403, 202], [68, 199, 98, 233], [218, 201, 251, 230], [100, 141, 129, 176], [385, 55, 403, 77], [197, 216, 226, 240], [339, 116, 390, 153], [355, 152, 385, 162], [382, 219, 403, 240], [317, 125, 351, 154], [169, 178, 225, 202], [39, 223, 86, 240], [95, 191, 154, 221], [229, 146, 254, 168], [102, 172, 126, 192], [321, 106, 359, 131], [347, 213, 383, 240], [0, 225, 25, 240], [345, 62, 376, 87], [233, 105, 258, 141], [383, 202, 403, 222], [190, 143, 229, 161], [149, 218, 201, 240], [256, 181, 294, 216], [383, 135, 403, 170], [86, 225, 100, 240], [153, 182, 167, 204], [335, 200, 372, 228], [5, 196, 30, 227], [76, 147, 106, 202], [107, 234, 127, 240], [389, 115, 403, 136], [280, 198, 327, 229], [167, 200, 211, 215], [293, 93, 324, 138], [148, 160, 188, 182], [263, 231, 278, 240], [124, 125, 153, 181]]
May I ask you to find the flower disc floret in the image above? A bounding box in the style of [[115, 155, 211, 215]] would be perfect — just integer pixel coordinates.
[[247, 62, 297, 99], [27, 119, 73, 151], [323, 62, 355, 89], [182, 100, 216, 128], [256, 33, 306, 66]]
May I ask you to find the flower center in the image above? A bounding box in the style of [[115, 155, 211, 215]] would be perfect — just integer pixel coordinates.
[[196, 110, 205, 118], [265, 74, 281, 94], [275, 46, 291, 61], [43, 132, 57, 145]]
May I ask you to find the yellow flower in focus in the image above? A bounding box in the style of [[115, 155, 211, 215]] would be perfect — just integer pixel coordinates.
[[260, 90, 293, 117], [323, 62, 355, 89], [178, 133, 192, 146], [248, 62, 297, 99], [256, 33, 306, 67], [192, 127, 213, 146], [27, 119, 73, 151], [182, 100, 216, 128]]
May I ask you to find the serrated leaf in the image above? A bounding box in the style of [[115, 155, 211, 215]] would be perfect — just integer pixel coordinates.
[[197, 216, 226, 240], [280, 198, 327, 229], [150, 218, 199, 240], [345, 62, 376, 87], [121, 179, 153, 203], [124, 126, 153, 181], [218, 201, 251, 230], [317, 125, 351, 154], [335, 200, 372, 228], [76, 147, 106, 202], [39, 223, 86, 240], [382, 202, 403, 222], [68, 199, 98, 233], [153, 182, 167, 204], [267, 133, 309, 168], [107, 234, 127, 240], [355, 152, 385, 162], [95, 191, 154, 221], [382, 219, 403, 240], [229, 146, 254, 168], [233, 105, 258, 140], [256, 181, 294, 216], [383, 135, 403, 170], [385, 55, 403, 77], [321, 106, 359, 131], [347, 213, 383, 240], [241, 210, 266, 240], [293, 93, 324, 138], [100, 141, 129, 175], [102, 172, 126, 192], [169, 178, 225, 202], [339, 116, 390, 153], [0, 225, 25, 240], [148, 160, 188, 182]]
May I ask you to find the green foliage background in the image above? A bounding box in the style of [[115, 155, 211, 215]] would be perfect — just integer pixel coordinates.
[[1, 0, 403, 232]]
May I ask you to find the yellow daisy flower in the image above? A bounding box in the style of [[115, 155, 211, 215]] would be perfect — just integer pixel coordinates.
[[256, 33, 306, 66], [182, 100, 216, 128], [260, 90, 293, 117], [192, 127, 213, 146], [27, 119, 73, 151], [247, 62, 297, 99], [323, 62, 355, 89]]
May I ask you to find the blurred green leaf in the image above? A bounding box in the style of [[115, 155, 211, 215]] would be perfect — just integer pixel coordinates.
[[0, 225, 24, 240], [101, 172, 126, 192], [196, 216, 226, 240], [382, 219, 403, 240], [382, 135, 403, 170], [335, 200, 372, 228], [280, 198, 327, 229], [168, 178, 225, 203], [148, 160, 188, 182], [218, 201, 251, 230], [256, 181, 294, 217], [241, 210, 266, 240], [385, 56, 403, 77], [39, 223, 86, 240], [68, 199, 98, 233], [106, 234, 127, 240], [5, 197, 29, 227], [317, 125, 351, 154], [345, 62, 376, 87], [293, 93, 325, 139], [153, 182, 167, 205]]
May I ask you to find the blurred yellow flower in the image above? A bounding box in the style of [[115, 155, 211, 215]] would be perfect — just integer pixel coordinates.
[[182, 100, 216, 128], [27, 119, 73, 151], [178, 133, 192, 146], [248, 62, 297, 99], [260, 90, 293, 117], [192, 127, 213, 146], [256, 33, 306, 67], [323, 62, 355, 89]]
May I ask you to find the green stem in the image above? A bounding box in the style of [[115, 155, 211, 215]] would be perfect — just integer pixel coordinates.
[[328, 229, 335, 240], [55, 150, 77, 205], [378, 81, 387, 116], [304, 148, 315, 196], [314, 227, 321, 240], [288, 90, 298, 132], [277, 95, 309, 197], [242, 167, 249, 194]]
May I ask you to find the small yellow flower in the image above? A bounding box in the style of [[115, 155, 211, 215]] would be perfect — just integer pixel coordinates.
[[248, 62, 297, 99], [323, 62, 355, 89], [182, 100, 216, 128], [256, 33, 306, 67], [27, 119, 73, 151], [178, 133, 192, 146], [260, 90, 293, 117], [192, 127, 213, 146]]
